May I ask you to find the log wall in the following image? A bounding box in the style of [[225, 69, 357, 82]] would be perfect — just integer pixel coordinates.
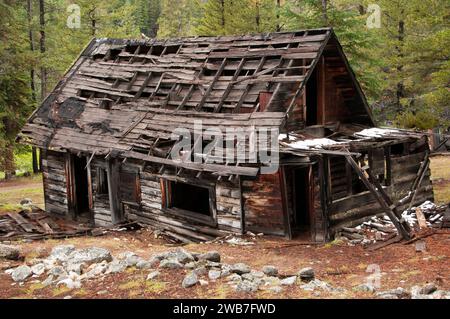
[[123, 166, 241, 241], [41, 150, 68, 216]]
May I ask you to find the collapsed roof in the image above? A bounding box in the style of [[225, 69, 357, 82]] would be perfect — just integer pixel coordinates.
[[19, 28, 381, 176]]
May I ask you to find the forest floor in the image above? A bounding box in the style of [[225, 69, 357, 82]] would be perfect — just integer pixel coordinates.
[[0, 155, 449, 299]]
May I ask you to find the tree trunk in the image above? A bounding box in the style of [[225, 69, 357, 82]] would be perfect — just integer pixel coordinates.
[[396, 18, 405, 111], [38, 0, 47, 101], [255, 1, 261, 32], [220, 0, 225, 28], [89, 7, 97, 36], [276, 0, 282, 31], [321, 0, 329, 26], [27, 0, 39, 174]]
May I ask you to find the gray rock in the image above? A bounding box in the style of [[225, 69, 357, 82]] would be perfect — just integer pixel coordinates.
[[300, 279, 333, 292], [159, 258, 183, 269], [226, 274, 242, 282], [208, 270, 222, 281], [136, 260, 154, 270], [57, 278, 81, 289], [206, 261, 222, 268], [250, 270, 265, 278], [280, 276, 297, 286], [262, 276, 281, 287], [107, 260, 127, 274], [182, 273, 199, 288], [69, 247, 112, 265], [174, 248, 195, 264], [262, 265, 278, 276], [235, 280, 258, 293], [376, 287, 409, 299], [49, 266, 66, 278], [0, 244, 21, 260], [31, 263, 46, 276], [267, 286, 283, 293], [184, 261, 197, 269], [378, 293, 399, 299], [230, 263, 251, 275], [66, 262, 85, 275], [354, 283, 376, 293], [50, 245, 76, 261], [198, 251, 221, 263], [420, 283, 437, 295], [193, 266, 208, 276], [241, 273, 255, 281], [118, 252, 141, 267], [20, 198, 33, 206], [298, 267, 315, 281], [83, 262, 108, 279], [11, 265, 32, 282], [42, 275, 55, 287], [147, 271, 160, 281]]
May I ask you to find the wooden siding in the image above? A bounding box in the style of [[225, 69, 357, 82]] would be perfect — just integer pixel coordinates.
[[41, 150, 68, 216], [242, 172, 285, 236]]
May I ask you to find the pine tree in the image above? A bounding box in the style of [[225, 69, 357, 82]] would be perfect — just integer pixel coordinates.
[[158, 0, 201, 37], [0, 0, 33, 178], [282, 0, 383, 102]]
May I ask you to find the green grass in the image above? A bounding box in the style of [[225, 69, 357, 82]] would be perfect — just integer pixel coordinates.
[[430, 155, 450, 204], [0, 147, 40, 178], [0, 174, 44, 213]]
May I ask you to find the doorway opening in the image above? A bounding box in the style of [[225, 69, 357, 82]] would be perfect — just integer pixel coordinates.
[[72, 156, 90, 216], [291, 167, 312, 239]]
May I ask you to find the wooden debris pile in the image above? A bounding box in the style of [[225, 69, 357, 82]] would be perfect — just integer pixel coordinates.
[[0, 208, 97, 241], [337, 201, 447, 245]]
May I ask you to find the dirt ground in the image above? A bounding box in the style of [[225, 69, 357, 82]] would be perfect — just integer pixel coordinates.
[[0, 155, 449, 299], [0, 229, 448, 299]]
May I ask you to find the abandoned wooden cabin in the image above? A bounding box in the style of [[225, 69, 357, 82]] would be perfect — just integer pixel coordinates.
[[18, 28, 434, 242]]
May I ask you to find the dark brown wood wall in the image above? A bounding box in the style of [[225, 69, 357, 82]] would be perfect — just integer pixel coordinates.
[[242, 171, 286, 236]]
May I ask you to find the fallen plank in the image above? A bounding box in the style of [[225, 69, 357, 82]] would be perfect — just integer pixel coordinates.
[[365, 234, 403, 251], [7, 212, 38, 233]]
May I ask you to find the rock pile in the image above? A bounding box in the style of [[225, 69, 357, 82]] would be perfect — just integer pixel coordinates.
[[6, 245, 448, 298]]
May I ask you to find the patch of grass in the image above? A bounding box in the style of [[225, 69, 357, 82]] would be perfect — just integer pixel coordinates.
[[145, 280, 166, 293], [52, 285, 72, 297], [0, 175, 44, 211], [430, 156, 450, 204], [118, 280, 142, 290], [22, 282, 46, 296], [323, 239, 344, 249]]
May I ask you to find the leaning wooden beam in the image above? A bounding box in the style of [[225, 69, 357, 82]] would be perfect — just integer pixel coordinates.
[[365, 166, 412, 233], [408, 156, 430, 211], [345, 155, 411, 240]]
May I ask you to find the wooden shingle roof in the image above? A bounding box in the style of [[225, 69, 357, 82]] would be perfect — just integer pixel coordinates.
[[18, 28, 373, 176]]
